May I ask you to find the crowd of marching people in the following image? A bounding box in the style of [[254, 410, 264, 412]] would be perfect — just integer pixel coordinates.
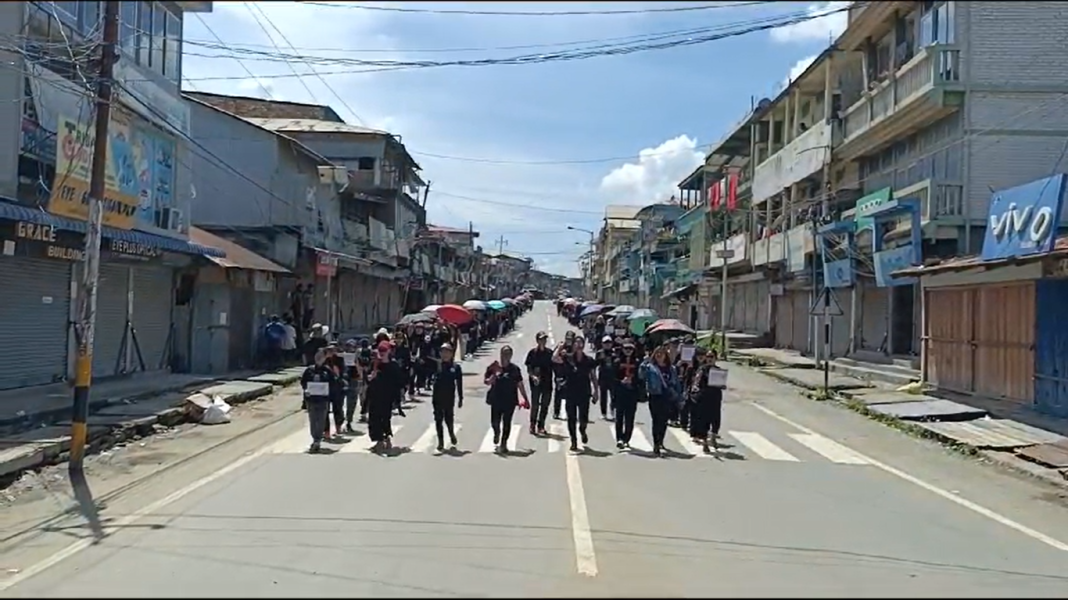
[[298, 296, 531, 454], [298, 293, 728, 457]]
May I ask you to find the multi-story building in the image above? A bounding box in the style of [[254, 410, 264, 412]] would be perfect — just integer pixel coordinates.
[[0, 1, 227, 390], [595, 205, 644, 304]]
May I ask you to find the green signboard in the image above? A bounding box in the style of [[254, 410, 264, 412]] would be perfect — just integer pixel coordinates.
[[853, 187, 892, 232]]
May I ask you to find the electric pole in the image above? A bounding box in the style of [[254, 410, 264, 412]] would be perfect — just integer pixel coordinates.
[[495, 235, 507, 255], [70, 0, 119, 479]]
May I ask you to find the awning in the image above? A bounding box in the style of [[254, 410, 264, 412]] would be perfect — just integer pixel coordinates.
[[189, 227, 289, 273], [660, 282, 696, 300], [0, 200, 225, 257]]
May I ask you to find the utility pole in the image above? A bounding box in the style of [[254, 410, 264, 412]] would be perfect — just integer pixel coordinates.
[[495, 235, 507, 255], [70, 0, 119, 479], [421, 180, 431, 210]]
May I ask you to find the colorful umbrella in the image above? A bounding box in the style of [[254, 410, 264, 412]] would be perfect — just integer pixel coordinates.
[[422, 304, 443, 313], [463, 300, 487, 311], [397, 312, 435, 326], [606, 305, 636, 317], [486, 300, 507, 311], [645, 318, 695, 336], [436, 304, 473, 326], [626, 308, 657, 321], [500, 298, 517, 305], [580, 304, 606, 318]]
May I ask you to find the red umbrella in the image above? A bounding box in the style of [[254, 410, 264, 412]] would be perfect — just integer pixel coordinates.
[[645, 318, 695, 335], [436, 304, 473, 326]]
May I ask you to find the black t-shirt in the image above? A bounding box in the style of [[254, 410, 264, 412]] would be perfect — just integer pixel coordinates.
[[485, 362, 523, 406], [562, 353, 597, 398], [595, 349, 616, 381], [525, 347, 554, 384]]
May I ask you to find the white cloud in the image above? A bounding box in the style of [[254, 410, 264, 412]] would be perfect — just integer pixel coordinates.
[[769, 1, 849, 44], [781, 53, 819, 90], [599, 135, 703, 204]]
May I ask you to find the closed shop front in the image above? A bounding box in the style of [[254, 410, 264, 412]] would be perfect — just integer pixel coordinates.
[[857, 279, 890, 352], [774, 288, 811, 353], [1035, 279, 1068, 418], [0, 257, 72, 390], [91, 262, 130, 379], [926, 282, 1035, 405], [131, 265, 174, 372], [335, 269, 362, 333]]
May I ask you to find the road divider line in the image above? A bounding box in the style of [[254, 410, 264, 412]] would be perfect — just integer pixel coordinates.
[[565, 444, 599, 577], [729, 431, 799, 462], [789, 432, 870, 465], [750, 402, 1068, 553]]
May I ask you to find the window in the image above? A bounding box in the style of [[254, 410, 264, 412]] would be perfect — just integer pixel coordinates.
[[357, 157, 375, 170], [51, 1, 78, 22], [138, 2, 152, 67], [80, 2, 100, 36], [163, 10, 181, 82], [151, 5, 165, 73], [120, 1, 137, 56], [937, 2, 955, 44]]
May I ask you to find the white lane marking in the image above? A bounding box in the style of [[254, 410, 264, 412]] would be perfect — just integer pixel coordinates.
[[336, 425, 402, 454], [629, 427, 653, 452], [548, 423, 565, 453], [479, 428, 497, 453], [0, 426, 293, 593], [750, 402, 1068, 553], [668, 427, 703, 455], [789, 432, 870, 465], [729, 431, 799, 462], [410, 425, 438, 454], [508, 422, 523, 449], [565, 442, 599, 577]]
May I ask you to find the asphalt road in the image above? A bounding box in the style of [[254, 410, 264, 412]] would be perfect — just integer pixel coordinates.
[[4, 301, 1068, 597]]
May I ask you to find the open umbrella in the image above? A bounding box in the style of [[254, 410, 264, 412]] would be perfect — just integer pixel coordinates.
[[606, 304, 636, 317], [626, 308, 657, 321], [422, 304, 443, 313], [626, 308, 658, 336], [397, 312, 435, 326], [486, 300, 507, 311], [645, 318, 695, 336], [436, 304, 473, 326], [500, 298, 517, 306], [463, 299, 487, 311], [580, 304, 605, 318]]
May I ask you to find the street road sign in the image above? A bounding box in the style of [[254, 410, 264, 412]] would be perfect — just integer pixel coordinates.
[[810, 286, 844, 317]]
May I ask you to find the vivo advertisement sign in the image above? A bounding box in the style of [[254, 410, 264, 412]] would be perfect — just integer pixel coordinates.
[[824, 258, 854, 288], [981, 174, 1067, 262]]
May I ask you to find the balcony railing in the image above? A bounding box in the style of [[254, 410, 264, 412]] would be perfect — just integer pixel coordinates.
[[842, 44, 961, 143], [752, 120, 832, 205]]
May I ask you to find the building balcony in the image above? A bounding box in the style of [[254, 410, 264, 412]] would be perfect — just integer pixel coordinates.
[[837, 1, 915, 52], [752, 120, 832, 205], [751, 232, 787, 267], [837, 45, 963, 161]]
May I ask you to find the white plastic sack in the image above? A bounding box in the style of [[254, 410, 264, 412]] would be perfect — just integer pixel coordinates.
[[201, 395, 233, 425]]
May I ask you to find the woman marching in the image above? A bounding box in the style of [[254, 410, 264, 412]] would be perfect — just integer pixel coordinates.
[[639, 345, 683, 457], [484, 345, 530, 454], [688, 348, 726, 453], [300, 349, 338, 454], [366, 341, 407, 453]]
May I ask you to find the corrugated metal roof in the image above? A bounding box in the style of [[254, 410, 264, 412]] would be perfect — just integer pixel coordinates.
[[605, 205, 644, 220], [914, 419, 1065, 450], [896, 236, 1068, 278], [242, 117, 388, 136], [189, 227, 291, 273]]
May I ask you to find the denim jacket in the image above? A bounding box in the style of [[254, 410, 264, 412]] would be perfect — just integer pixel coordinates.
[[639, 359, 682, 400]]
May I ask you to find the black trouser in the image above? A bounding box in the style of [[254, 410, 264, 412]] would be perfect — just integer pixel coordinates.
[[490, 401, 516, 446], [598, 380, 613, 417], [689, 389, 723, 440], [529, 382, 552, 429], [553, 382, 564, 417], [433, 399, 457, 445], [329, 390, 345, 433], [614, 387, 638, 444], [367, 393, 394, 442], [415, 362, 428, 389], [648, 395, 671, 449], [566, 393, 591, 445]]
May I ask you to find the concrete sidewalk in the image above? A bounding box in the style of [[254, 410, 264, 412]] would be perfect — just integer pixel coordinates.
[[733, 347, 1068, 487], [0, 366, 306, 480]]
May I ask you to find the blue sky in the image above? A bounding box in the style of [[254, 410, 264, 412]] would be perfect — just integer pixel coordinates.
[[181, 1, 848, 277]]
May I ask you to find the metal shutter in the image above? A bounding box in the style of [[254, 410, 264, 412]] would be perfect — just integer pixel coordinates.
[[92, 263, 129, 379], [0, 258, 71, 390], [756, 279, 771, 334], [132, 266, 174, 372], [791, 291, 810, 354]]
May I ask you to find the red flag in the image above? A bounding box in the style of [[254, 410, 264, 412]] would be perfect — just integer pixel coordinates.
[[709, 181, 720, 209], [727, 172, 739, 211]]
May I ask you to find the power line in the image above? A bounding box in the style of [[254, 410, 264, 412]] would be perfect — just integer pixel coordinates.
[[193, 13, 274, 99], [299, 1, 774, 17]]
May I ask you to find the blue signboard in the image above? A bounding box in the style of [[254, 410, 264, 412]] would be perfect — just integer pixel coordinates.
[[981, 174, 1067, 262], [824, 258, 853, 288], [873, 246, 917, 287]]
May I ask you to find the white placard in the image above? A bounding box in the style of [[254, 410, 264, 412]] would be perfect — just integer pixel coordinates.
[[679, 345, 696, 362], [706, 367, 728, 389], [306, 381, 330, 396], [342, 352, 356, 366]]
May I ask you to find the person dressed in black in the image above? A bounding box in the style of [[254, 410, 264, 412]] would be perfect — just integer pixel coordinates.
[[553, 336, 598, 453], [366, 341, 406, 453], [432, 343, 464, 452], [393, 334, 415, 401], [524, 331, 555, 436], [552, 331, 577, 419], [484, 345, 530, 454], [356, 338, 373, 423], [322, 343, 347, 440], [595, 336, 616, 421], [300, 349, 338, 453], [612, 339, 642, 451], [688, 348, 725, 453]]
